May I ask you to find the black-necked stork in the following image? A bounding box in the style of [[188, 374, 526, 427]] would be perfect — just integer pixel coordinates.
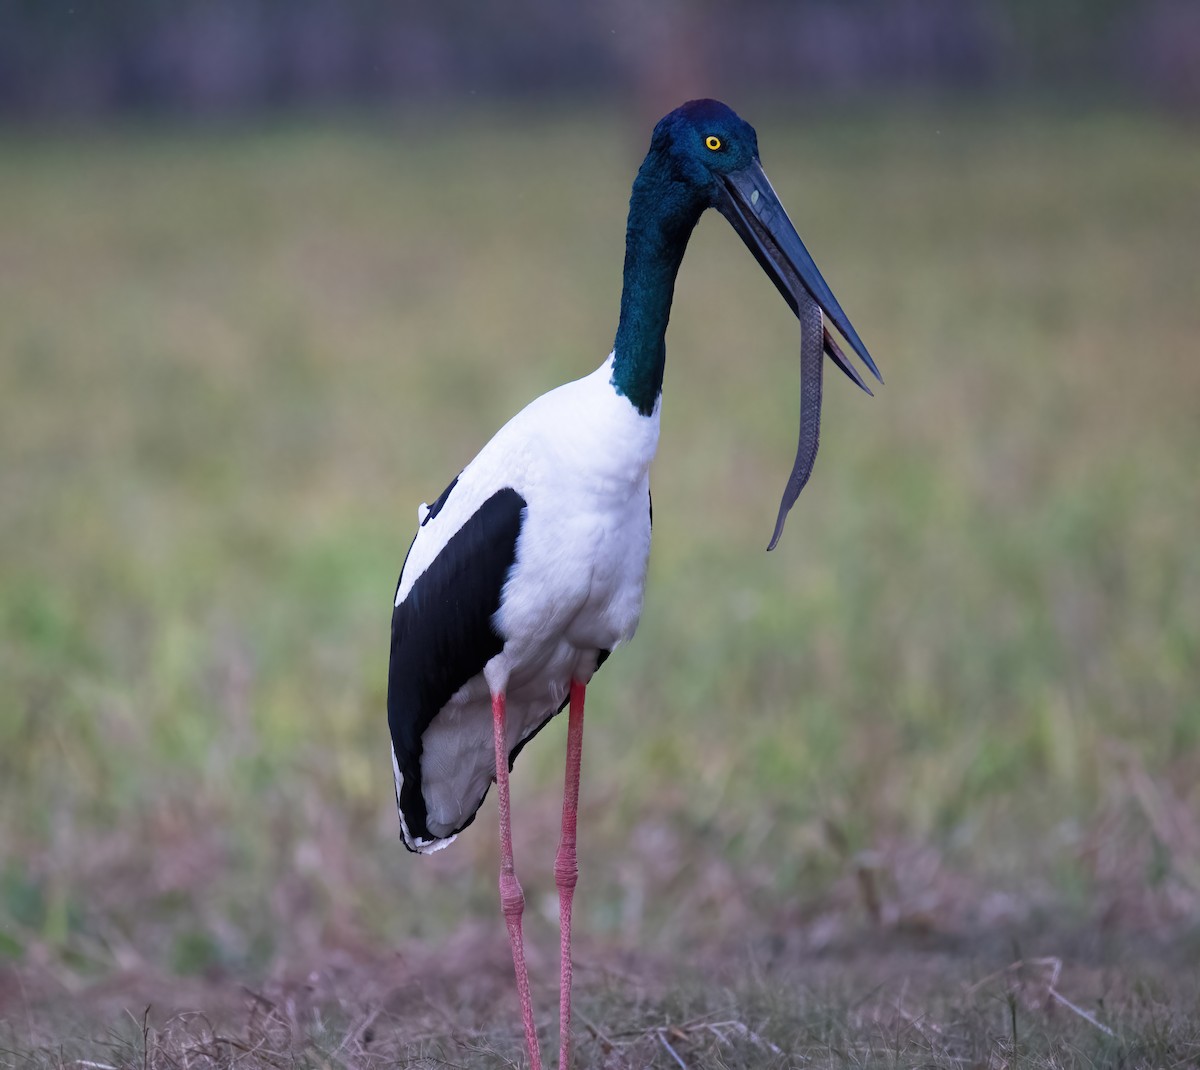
[[387, 100, 880, 1069]]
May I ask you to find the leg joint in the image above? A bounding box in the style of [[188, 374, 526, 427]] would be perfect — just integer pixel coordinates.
[[499, 870, 525, 919], [554, 852, 578, 892]]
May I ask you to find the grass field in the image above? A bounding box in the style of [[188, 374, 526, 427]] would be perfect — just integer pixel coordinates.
[[1, 104, 1198, 1067]]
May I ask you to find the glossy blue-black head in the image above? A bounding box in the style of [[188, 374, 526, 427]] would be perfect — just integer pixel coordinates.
[[648, 99, 762, 195], [642, 99, 883, 549]]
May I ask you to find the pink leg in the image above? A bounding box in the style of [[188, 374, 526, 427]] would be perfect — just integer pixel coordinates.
[[492, 690, 542, 1070], [554, 680, 586, 1070]]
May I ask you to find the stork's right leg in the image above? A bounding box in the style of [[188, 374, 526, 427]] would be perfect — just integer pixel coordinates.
[[492, 689, 542, 1070], [554, 680, 586, 1070]]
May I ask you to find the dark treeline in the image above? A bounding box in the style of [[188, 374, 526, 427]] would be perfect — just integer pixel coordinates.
[[1, 0, 1197, 117]]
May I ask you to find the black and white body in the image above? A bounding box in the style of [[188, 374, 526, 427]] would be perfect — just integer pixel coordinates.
[[387, 100, 881, 1070], [389, 355, 655, 853]]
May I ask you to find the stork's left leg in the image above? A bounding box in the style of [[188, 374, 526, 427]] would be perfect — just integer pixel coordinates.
[[554, 679, 586, 1070], [492, 688, 542, 1070]]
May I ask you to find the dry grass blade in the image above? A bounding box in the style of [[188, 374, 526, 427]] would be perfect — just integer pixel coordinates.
[[965, 956, 1122, 1043], [704, 1020, 784, 1056], [654, 1028, 689, 1070], [965, 956, 1062, 997], [578, 1011, 617, 1055], [1045, 988, 1118, 1040]]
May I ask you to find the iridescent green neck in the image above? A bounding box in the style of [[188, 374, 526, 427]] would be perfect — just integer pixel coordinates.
[[611, 155, 707, 416]]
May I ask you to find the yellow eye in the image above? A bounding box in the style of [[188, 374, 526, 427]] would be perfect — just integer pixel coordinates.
[[705, 135, 722, 151]]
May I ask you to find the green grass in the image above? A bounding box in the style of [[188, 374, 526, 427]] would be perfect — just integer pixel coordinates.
[[1, 104, 1198, 1066]]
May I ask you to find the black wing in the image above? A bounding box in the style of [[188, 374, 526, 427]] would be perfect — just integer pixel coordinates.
[[388, 486, 526, 849]]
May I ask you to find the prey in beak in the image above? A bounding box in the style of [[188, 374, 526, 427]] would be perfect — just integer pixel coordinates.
[[715, 159, 881, 550]]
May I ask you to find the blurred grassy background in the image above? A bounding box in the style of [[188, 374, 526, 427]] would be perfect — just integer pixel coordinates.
[[0, 103, 1198, 1039]]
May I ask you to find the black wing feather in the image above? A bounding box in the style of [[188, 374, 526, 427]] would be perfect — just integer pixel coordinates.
[[422, 475, 458, 527], [388, 486, 526, 848]]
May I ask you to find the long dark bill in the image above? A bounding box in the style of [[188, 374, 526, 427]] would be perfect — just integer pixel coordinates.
[[714, 159, 881, 550]]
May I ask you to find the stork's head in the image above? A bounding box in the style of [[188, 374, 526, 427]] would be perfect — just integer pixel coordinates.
[[648, 98, 763, 188], [649, 99, 879, 388], [645, 99, 882, 546]]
